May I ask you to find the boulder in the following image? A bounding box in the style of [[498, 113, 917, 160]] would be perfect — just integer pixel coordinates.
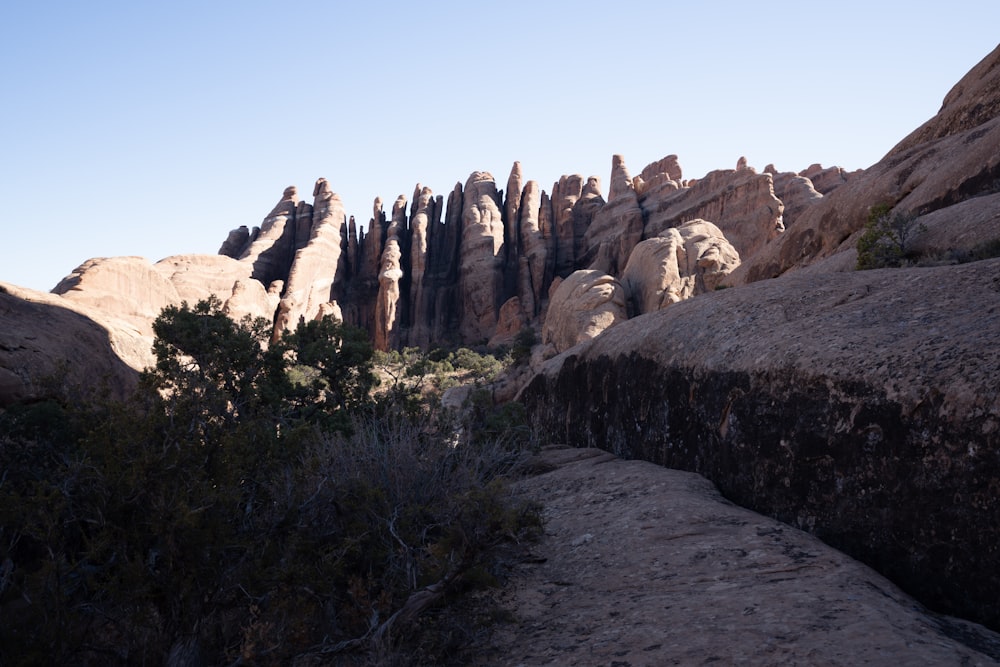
[[621, 220, 740, 315], [541, 269, 627, 353]]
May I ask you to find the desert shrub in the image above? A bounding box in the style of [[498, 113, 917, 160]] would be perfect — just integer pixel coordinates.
[[966, 237, 1000, 262], [856, 204, 926, 269], [448, 348, 505, 381], [510, 327, 538, 367], [0, 299, 539, 665]]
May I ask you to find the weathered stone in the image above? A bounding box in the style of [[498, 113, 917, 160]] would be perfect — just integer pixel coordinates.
[[892, 42, 1000, 154], [521, 259, 1000, 631], [541, 269, 627, 353], [458, 172, 505, 342], [517, 180, 547, 318], [765, 164, 823, 229], [0, 283, 141, 406], [798, 163, 856, 195], [218, 226, 251, 258], [488, 296, 527, 348], [374, 195, 406, 351], [407, 186, 434, 347], [477, 446, 1000, 665], [621, 219, 740, 315], [641, 162, 784, 262], [502, 162, 523, 304], [275, 178, 347, 334], [550, 174, 584, 278], [54, 256, 181, 333], [581, 155, 644, 274], [634, 153, 683, 200], [153, 254, 270, 321], [737, 45, 1000, 283], [238, 185, 299, 286]]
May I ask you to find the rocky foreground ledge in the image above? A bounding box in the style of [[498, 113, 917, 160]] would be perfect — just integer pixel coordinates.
[[475, 447, 1000, 666]]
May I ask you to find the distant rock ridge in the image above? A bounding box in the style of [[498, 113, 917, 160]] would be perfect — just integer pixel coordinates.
[[202, 152, 847, 351], [2, 45, 996, 375]]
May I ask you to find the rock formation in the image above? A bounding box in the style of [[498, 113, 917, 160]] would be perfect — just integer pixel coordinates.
[[275, 178, 347, 335], [735, 43, 1000, 284], [520, 259, 1000, 631], [581, 155, 645, 275], [237, 185, 300, 287], [2, 42, 1000, 649], [478, 446, 1000, 664], [541, 270, 627, 353], [640, 159, 785, 262], [621, 219, 739, 315], [0, 283, 140, 406], [458, 172, 506, 343], [374, 195, 407, 351]]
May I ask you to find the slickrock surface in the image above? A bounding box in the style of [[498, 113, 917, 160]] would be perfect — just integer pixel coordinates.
[[0, 283, 139, 404], [520, 258, 1000, 631], [477, 446, 1000, 666]]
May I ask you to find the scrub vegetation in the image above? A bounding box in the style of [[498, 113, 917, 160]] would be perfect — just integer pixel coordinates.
[[0, 298, 540, 665]]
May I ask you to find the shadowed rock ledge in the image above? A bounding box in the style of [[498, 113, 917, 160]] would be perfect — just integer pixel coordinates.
[[519, 259, 1000, 631]]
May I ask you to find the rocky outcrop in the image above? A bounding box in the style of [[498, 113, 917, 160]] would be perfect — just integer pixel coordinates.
[[516, 180, 547, 319], [406, 186, 436, 348], [458, 172, 506, 342], [765, 164, 824, 229], [477, 446, 1000, 665], [374, 196, 407, 351], [0, 283, 140, 406], [892, 42, 1000, 154], [581, 155, 645, 275], [520, 259, 1000, 631], [639, 158, 785, 261], [275, 178, 347, 335], [621, 219, 739, 315], [737, 43, 1000, 284], [541, 270, 627, 353], [798, 163, 856, 195], [237, 185, 300, 287]]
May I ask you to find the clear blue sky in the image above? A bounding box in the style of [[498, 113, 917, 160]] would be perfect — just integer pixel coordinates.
[[2, 1, 998, 292]]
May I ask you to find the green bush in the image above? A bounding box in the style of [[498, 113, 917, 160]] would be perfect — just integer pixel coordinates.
[[856, 204, 926, 270], [0, 298, 539, 665]]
